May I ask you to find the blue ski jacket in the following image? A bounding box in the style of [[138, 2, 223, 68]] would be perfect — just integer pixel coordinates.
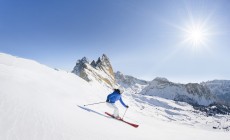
[[106, 91, 127, 108]]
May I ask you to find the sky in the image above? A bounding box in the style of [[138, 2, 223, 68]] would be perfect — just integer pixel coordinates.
[[0, 0, 230, 83]]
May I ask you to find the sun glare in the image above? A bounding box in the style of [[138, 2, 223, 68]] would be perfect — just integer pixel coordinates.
[[186, 25, 206, 46], [170, 6, 215, 49]]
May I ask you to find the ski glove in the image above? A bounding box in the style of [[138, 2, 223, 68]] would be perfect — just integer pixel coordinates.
[[126, 105, 129, 108]]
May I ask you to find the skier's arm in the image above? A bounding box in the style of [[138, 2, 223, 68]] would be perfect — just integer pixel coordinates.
[[119, 97, 128, 108]]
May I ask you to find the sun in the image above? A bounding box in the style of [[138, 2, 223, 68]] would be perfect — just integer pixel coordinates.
[[186, 25, 206, 46], [189, 29, 203, 43], [161, 6, 216, 51], [168, 19, 211, 49]]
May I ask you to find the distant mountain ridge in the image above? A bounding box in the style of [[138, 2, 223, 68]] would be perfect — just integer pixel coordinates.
[[140, 77, 215, 106], [202, 80, 230, 106], [72, 54, 230, 109], [115, 71, 150, 94], [117, 75, 230, 115]]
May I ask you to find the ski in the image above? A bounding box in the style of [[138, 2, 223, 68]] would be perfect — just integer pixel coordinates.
[[105, 112, 139, 128]]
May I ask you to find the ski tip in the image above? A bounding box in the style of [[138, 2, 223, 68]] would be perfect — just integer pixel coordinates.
[[133, 124, 139, 128]]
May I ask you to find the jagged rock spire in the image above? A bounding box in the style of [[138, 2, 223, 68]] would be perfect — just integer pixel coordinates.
[[72, 54, 116, 88], [72, 57, 89, 75], [90, 60, 97, 68]]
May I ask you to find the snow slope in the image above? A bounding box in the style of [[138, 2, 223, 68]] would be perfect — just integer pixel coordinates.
[[0, 53, 229, 140]]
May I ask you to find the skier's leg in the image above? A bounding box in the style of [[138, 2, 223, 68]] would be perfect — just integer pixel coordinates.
[[113, 104, 119, 118], [106, 102, 114, 108], [106, 103, 119, 117]]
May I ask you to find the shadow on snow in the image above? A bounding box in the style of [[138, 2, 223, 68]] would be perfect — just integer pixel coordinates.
[[77, 105, 109, 118]]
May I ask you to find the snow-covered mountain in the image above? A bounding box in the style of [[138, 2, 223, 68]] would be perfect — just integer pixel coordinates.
[[140, 77, 215, 106], [115, 71, 150, 94], [73, 54, 229, 109], [202, 80, 230, 106], [72, 54, 116, 89], [138, 77, 230, 107], [0, 53, 230, 140]]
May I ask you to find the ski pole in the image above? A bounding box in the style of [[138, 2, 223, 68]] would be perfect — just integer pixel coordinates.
[[83, 101, 106, 106], [122, 108, 128, 119]]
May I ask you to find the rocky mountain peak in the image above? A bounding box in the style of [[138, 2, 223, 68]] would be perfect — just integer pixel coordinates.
[[94, 54, 114, 77], [80, 57, 90, 64], [185, 83, 211, 98], [140, 78, 215, 106], [115, 71, 149, 93], [72, 57, 90, 76], [94, 54, 109, 64], [101, 54, 109, 61], [90, 60, 97, 67], [96, 54, 111, 65], [153, 77, 170, 83], [72, 54, 116, 88], [203, 80, 230, 106]]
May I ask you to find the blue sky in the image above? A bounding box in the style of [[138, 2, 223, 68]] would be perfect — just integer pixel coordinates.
[[0, 0, 230, 83]]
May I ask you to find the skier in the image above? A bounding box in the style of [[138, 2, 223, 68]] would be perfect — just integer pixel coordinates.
[[106, 89, 129, 119]]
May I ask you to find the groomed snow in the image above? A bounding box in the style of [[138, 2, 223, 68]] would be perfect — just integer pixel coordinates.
[[0, 53, 229, 140]]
